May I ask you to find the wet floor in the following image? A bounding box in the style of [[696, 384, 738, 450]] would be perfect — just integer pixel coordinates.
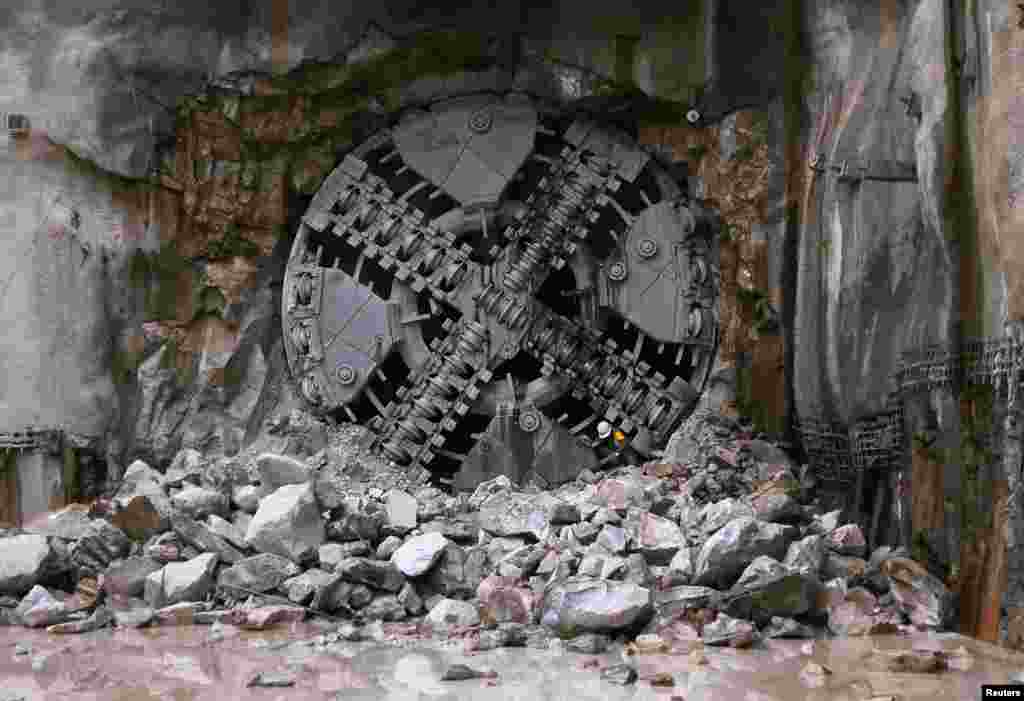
[[1, 622, 1022, 701]]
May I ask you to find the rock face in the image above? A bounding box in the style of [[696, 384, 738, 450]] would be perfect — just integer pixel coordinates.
[[693, 518, 797, 589], [245, 483, 325, 564], [144, 554, 219, 608], [0, 535, 55, 596], [542, 578, 653, 634]]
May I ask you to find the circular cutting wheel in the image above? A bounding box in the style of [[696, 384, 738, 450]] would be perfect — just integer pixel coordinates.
[[282, 91, 721, 488]]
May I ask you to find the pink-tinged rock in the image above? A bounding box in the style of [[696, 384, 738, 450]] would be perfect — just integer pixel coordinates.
[[596, 479, 642, 511], [240, 605, 307, 629], [154, 602, 209, 625], [716, 447, 739, 467], [146, 544, 181, 563], [477, 576, 537, 624], [825, 524, 867, 557]]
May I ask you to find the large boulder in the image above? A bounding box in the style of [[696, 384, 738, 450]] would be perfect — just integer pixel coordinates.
[[478, 492, 550, 541], [0, 534, 55, 596], [719, 557, 819, 624], [246, 482, 325, 565], [541, 577, 653, 635], [216, 553, 301, 594], [144, 554, 219, 608], [693, 517, 798, 589], [419, 543, 486, 600], [390, 532, 450, 577], [255, 453, 313, 491]]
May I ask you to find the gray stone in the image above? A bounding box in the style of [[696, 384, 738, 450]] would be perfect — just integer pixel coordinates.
[[441, 663, 493, 681], [390, 532, 451, 577], [246, 482, 325, 565], [216, 553, 301, 593], [349, 584, 375, 608], [164, 449, 205, 488], [144, 553, 218, 608], [572, 522, 599, 545], [565, 632, 610, 654], [600, 664, 638, 685], [362, 593, 406, 621], [171, 485, 230, 520], [701, 613, 756, 647], [206, 515, 248, 551], [327, 505, 385, 543], [171, 514, 246, 564], [542, 577, 653, 634], [397, 582, 424, 615], [478, 492, 550, 541], [310, 575, 354, 613], [102, 556, 164, 598], [248, 672, 296, 688], [47, 606, 114, 634], [721, 559, 819, 625], [281, 569, 334, 606], [763, 616, 816, 639], [376, 535, 404, 561], [693, 517, 798, 589], [335, 557, 404, 592], [751, 492, 803, 523], [71, 520, 132, 576], [622, 554, 654, 588], [591, 508, 621, 527], [232, 484, 264, 514], [807, 510, 842, 536], [255, 452, 313, 490], [0, 535, 54, 596], [667, 546, 694, 582], [635, 512, 685, 565], [784, 535, 826, 577], [113, 601, 155, 628], [419, 543, 483, 600], [497, 545, 545, 579], [699, 498, 755, 536], [597, 525, 628, 554], [426, 597, 480, 627], [23, 506, 93, 540], [548, 502, 581, 525], [385, 489, 418, 535]]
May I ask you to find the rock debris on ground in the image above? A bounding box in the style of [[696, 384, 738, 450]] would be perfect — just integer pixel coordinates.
[[0, 407, 962, 688]]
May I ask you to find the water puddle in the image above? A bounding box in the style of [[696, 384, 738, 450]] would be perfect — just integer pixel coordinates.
[[0, 623, 1021, 700]]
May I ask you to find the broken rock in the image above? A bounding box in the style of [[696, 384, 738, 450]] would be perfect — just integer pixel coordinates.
[[15, 586, 69, 628], [217, 553, 301, 593], [255, 452, 313, 490], [477, 576, 536, 624], [701, 612, 756, 648], [693, 517, 797, 589], [881, 557, 955, 630], [144, 553, 218, 609], [0, 535, 55, 596], [385, 489, 418, 535], [636, 512, 685, 565], [171, 485, 230, 520], [426, 597, 480, 628], [335, 557, 404, 592], [102, 556, 164, 598], [542, 577, 653, 634], [390, 532, 450, 577], [826, 524, 867, 557], [245, 482, 325, 565]]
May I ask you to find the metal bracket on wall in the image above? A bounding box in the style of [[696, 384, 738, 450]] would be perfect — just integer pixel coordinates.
[[809, 155, 918, 183]]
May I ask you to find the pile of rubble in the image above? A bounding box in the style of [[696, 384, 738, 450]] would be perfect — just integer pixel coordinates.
[[0, 410, 958, 668]]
